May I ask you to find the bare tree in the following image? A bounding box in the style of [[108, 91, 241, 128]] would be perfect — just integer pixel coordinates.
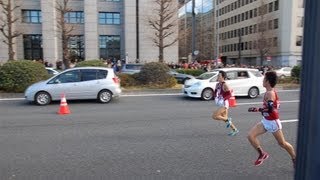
[[55, 0, 74, 69], [0, 0, 21, 60], [256, 0, 274, 66], [148, 0, 178, 63]]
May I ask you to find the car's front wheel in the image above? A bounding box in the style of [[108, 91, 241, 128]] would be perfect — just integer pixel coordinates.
[[248, 87, 259, 98], [35, 91, 51, 105], [98, 90, 113, 103], [201, 88, 214, 101]]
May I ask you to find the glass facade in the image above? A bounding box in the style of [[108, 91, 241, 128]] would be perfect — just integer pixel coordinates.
[[22, 10, 42, 23], [178, 0, 215, 62], [99, 35, 121, 60], [23, 35, 43, 60], [65, 12, 84, 24], [68, 36, 85, 61], [99, 12, 120, 25]]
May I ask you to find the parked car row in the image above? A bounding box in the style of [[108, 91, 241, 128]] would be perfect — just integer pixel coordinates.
[[25, 67, 266, 105]]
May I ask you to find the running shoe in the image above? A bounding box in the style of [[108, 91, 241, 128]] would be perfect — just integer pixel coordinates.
[[254, 152, 269, 166], [228, 129, 239, 136]]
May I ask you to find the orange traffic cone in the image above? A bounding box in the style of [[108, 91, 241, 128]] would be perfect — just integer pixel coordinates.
[[57, 94, 71, 115], [229, 89, 237, 107]]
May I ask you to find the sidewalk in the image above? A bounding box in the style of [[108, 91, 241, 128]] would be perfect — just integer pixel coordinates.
[[0, 84, 300, 99]]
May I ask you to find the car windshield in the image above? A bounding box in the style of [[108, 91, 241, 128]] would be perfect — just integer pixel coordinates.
[[196, 72, 218, 80], [249, 70, 263, 77]]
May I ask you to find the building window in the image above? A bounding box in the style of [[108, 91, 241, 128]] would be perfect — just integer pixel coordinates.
[[273, 37, 278, 47], [296, 36, 302, 46], [297, 16, 304, 27], [68, 35, 85, 60], [274, 0, 279, 11], [99, 35, 120, 60], [65, 11, 84, 24], [99, 12, 120, 25], [268, 2, 273, 13], [22, 10, 41, 23], [254, 8, 257, 17], [274, 19, 279, 29], [23, 35, 43, 60]]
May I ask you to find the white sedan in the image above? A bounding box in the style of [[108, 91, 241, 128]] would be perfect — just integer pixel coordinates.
[[275, 67, 292, 79], [182, 68, 266, 100]]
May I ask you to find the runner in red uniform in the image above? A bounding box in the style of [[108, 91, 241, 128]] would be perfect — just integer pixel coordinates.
[[247, 71, 296, 166], [212, 71, 239, 136]]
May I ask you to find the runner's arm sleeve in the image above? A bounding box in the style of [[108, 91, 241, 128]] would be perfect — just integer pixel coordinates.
[[266, 100, 274, 113]]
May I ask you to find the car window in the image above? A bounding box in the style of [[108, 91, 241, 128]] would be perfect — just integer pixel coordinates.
[[197, 72, 217, 80], [237, 71, 249, 79], [209, 75, 218, 82], [249, 70, 263, 77], [81, 69, 97, 81], [97, 70, 108, 79], [49, 70, 80, 84], [226, 71, 237, 80]]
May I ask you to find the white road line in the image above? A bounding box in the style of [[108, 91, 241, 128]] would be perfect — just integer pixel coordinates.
[[0, 98, 25, 101], [281, 119, 299, 123]]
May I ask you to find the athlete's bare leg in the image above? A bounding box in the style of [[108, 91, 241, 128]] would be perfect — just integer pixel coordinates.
[[272, 130, 296, 159], [247, 122, 267, 150], [212, 107, 228, 121]]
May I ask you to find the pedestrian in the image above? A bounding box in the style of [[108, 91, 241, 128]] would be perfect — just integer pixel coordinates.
[[212, 71, 239, 136], [247, 71, 296, 166]]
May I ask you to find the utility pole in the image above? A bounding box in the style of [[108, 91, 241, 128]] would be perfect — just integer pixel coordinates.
[[215, 1, 220, 65], [238, 28, 242, 66], [191, 0, 195, 62]]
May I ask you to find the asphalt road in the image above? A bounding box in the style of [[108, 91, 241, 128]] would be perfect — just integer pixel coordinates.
[[0, 90, 299, 180]]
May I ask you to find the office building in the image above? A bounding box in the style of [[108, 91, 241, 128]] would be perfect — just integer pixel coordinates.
[[0, 0, 179, 66]]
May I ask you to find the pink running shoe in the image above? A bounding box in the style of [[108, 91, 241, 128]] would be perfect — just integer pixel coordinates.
[[254, 152, 269, 166]]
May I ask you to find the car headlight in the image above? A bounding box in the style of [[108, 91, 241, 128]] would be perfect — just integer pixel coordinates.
[[193, 82, 202, 87]]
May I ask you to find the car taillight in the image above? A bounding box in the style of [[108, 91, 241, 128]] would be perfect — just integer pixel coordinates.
[[112, 77, 120, 84]]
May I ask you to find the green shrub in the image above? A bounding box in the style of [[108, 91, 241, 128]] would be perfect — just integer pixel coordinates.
[[176, 69, 205, 76], [137, 62, 176, 87], [291, 65, 301, 82], [0, 60, 49, 92], [75, 60, 106, 67], [118, 73, 139, 87]]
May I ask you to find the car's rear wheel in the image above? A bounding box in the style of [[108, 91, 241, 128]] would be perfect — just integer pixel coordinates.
[[35, 91, 51, 105], [248, 87, 259, 98], [201, 88, 214, 101], [98, 90, 113, 103]]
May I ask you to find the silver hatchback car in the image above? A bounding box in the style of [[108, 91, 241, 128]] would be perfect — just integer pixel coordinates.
[[25, 67, 121, 105]]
